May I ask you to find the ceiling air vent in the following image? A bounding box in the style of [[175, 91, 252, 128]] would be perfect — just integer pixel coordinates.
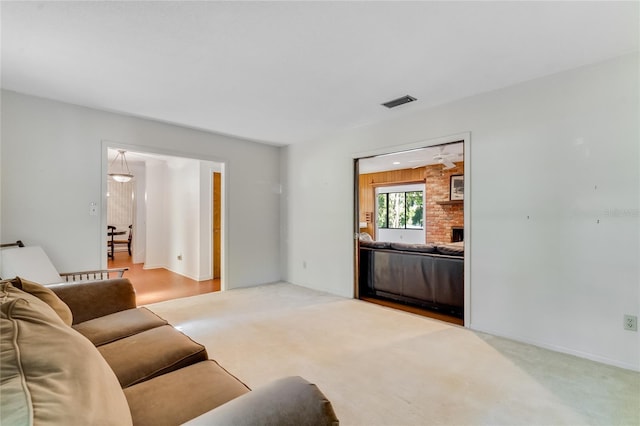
[[382, 95, 417, 109]]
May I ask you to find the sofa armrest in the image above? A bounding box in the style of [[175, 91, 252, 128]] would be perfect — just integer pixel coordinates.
[[182, 376, 339, 426], [50, 278, 137, 324]]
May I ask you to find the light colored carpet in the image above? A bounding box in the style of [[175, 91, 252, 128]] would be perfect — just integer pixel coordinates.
[[147, 282, 639, 426]]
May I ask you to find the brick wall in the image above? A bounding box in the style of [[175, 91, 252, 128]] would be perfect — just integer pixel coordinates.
[[425, 162, 464, 243]]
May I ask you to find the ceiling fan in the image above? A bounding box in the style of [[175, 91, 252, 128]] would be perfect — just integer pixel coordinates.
[[432, 147, 460, 170], [408, 146, 461, 169]]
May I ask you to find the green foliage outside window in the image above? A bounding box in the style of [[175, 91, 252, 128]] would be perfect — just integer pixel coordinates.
[[377, 191, 423, 229], [405, 191, 424, 228], [377, 194, 388, 228]]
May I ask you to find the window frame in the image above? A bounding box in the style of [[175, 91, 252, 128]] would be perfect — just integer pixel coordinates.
[[376, 188, 424, 230]]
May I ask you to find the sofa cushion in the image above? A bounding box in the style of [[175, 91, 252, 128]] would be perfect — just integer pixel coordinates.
[[99, 324, 208, 388], [2, 277, 73, 326], [359, 240, 391, 249], [73, 307, 168, 346], [436, 242, 464, 256], [0, 282, 132, 426], [124, 360, 250, 426], [389, 242, 438, 253]]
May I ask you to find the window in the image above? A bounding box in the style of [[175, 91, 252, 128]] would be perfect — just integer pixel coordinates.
[[377, 191, 424, 229]]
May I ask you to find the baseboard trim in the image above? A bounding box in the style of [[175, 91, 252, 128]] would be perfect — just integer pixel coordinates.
[[468, 322, 639, 372]]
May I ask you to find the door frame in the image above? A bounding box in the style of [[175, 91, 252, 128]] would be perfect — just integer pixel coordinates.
[[101, 139, 228, 290], [352, 132, 472, 326]]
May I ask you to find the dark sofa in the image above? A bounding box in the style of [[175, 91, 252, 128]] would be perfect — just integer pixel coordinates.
[[359, 240, 464, 318]]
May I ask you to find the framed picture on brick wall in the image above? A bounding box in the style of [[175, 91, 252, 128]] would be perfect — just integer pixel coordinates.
[[450, 175, 464, 200]]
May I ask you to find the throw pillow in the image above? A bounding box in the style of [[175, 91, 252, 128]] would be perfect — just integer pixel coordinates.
[[0, 282, 133, 426], [6, 277, 73, 326], [358, 232, 373, 242]]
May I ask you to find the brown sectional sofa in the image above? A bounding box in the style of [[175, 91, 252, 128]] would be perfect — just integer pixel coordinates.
[[1, 277, 339, 425]]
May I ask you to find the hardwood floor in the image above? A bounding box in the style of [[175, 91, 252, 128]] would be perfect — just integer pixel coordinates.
[[108, 252, 220, 305], [360, 296, 464, 326]]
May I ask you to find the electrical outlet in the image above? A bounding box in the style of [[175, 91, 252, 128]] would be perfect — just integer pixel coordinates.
[[624, 315, 637, 331], [177, 254, 183, 261]]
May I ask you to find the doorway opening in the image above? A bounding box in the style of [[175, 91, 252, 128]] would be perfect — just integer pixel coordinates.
[[104, 145, 225, 304], [355, 138, 468, 326]]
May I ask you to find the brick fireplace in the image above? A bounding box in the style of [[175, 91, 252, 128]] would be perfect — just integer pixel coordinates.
[[425, 162, 464, 243]]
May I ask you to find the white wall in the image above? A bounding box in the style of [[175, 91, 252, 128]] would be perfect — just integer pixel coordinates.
[[0, 90, 282, 288], [165, 157, 200, 279], [143, 160, 168, 269], [376, 228, 424, 244], [130, 161, 146, 264], [127, 155, 215, 281], [282, 53, 640, 370]]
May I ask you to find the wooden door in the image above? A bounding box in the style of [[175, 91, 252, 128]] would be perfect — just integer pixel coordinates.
[[213, 172, 221, 279]]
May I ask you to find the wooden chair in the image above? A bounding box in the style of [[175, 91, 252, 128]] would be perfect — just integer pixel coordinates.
[[107, 226, 116, 260], [108, 225, 132, 259]]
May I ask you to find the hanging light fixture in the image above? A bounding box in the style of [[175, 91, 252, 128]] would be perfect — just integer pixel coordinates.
[[109, 150, 134, 183]]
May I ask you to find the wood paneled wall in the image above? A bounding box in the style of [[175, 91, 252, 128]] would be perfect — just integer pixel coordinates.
[[358, 168, 426, 238]]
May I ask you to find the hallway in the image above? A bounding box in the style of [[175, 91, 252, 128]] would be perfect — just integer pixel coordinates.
[[108, 252, 220, 305]]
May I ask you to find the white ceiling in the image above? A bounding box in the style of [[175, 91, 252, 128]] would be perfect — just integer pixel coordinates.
[[2, 2, 638, 146], [108, 147, 194, 164], [359, 142, 463, 174]]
